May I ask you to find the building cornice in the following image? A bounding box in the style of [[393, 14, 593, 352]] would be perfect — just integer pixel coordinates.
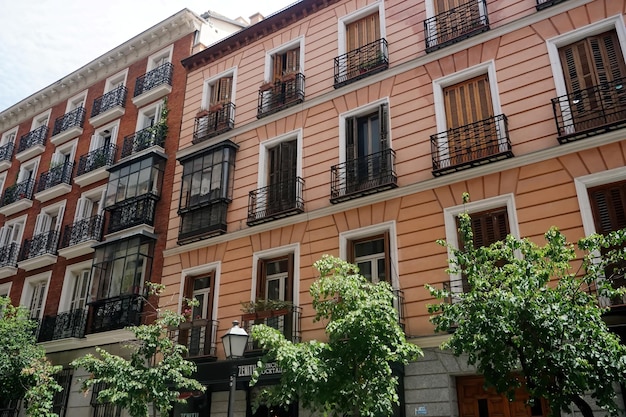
[[0, 8, 204, 132]]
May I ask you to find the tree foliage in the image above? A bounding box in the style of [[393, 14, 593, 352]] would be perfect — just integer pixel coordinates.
[[0, 296, 62, 417], [427, 194, 626, 417], [250, 255, 422, 417], [70, 284, 205, 417]]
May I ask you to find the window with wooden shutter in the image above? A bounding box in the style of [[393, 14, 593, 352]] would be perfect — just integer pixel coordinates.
[[272, 46, 300, 82], [267, 140, 297, 214], [346, 13, 380, 51], [256, 255, 294, 303], [210, 76, 233, 106], [347, 231, 391, 284]]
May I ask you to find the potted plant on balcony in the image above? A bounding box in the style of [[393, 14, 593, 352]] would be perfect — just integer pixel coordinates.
[[259, 80, 274, 92], [241, 298, 293, 321], [208, 102, 223, 113]]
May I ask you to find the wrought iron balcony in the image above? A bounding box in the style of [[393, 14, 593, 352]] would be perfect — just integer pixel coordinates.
[[193, 102, 236, 144], [0, 243, 19, 268], [536, 0, 568, 10], [334, 38, 389, 88], [242, 305, 302, 351], [0, 399, 19, 417], [36, 161, 73, 193], [134, 62, 173, 97], [37, 308, 87, 342], [120, 123, 167, 158], [61, 214, 104, 248], [424, 0, 489, 53], [0, 142, 14, 163], [52, 107, 86, 136], [178, 200, 229, 245], [88, 294, 143, 334], [247, 177, 305, 226], [1, 179, 35, 207], [91, 85, 127, 118], [550, 77, 626, 143], [17, 125, 48, 154], [392, 288, 406, 332], [430, 114, 513, 176], [169, 318, 219, 358], [330, 149, 397, 204], [257, 73, 305, 119], [107, 193, 158, 233], [18, 230, 59, 261], [76, 144, 117, 176]]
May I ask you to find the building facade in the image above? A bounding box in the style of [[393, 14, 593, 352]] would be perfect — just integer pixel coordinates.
[[162, 1, 626, 417], [0, 9, 245, 417]]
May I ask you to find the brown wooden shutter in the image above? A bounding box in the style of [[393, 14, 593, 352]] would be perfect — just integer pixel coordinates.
[[272, 54, 283, 83], [589, 181, 626, 234], [256, 258, 267, 300], [346, 13, 380, 51], [285, 47, 300, 74], [210, 76, 233, 105], [444, 74, 493, 129], [457, 208, 509, 249], [286, 253, 294, 302], [378, 103, 389, 148], [434, 0, 463, 13]]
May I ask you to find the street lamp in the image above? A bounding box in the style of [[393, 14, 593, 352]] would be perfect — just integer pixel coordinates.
[[222, 320, 249, 417]]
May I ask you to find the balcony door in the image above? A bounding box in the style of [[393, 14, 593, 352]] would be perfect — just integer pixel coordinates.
[[256, 255, 294, 337], [185, 274, 214, 356], [0, 221, 22, 266], [28, 281, 47, 320], [210, 76, 233, 107], [70, 270, 90, 312], [267, 140, 297, 215], [346, 12, 380, 77], [443, 74, 497, 165], [348, 233, 390, 285]]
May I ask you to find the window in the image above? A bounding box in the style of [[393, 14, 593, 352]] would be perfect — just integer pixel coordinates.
[[424, 0, 489, 52], [180, 273, 216, 356], [91, 124, 116, 152], [178, 142, 236, 243], [346, 13, 380, 53], [272, 46, 300, 82], [20, 273, 51, 320], [137, 101, 165, 131], [104, 70, 128, 94], [209, 76, 233, 107], [91, 382, 122, 417], [52, 368, 72, 417], [256, 255, 294, 335], [105, 156, 164, 207], [30, 111, 50, 131], [17, 157, 40, 185], [66, 92, 86, 113], [91, 235, 154, 301], [147, 47, 172, 72], [0, 127, 17, 159], [348, 233, 390, 284], [0, 216, 25, 267], [20, 202, 65, 260]]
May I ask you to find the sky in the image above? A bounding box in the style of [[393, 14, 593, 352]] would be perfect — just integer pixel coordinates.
[[0, 0, 298, 112]]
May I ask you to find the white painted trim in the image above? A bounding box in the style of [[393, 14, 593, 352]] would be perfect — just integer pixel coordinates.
[[4, 213, 28, 244], [147, 45, 174, 71], [136, 100, 164, 131], [251, 243, 301, 306], [64, 90, 88, 113], [94, 119, 121, 140], [257, 128, 303, 188], [337, 1, 386, 57], [1, 126, 18, 145], [30, 109, 52, 130], [58, 260, 92, 314], [54, 138, 78, 164], [201, 67, 238, 110], [104, 68, 129, 92], [264, 36, 306, 82], [19, 271, 52, 318], [338, 97, 391, 164], [179, 261, 222, 323], [18, 155, 41, 183], [339, 220, 399, 290], [0, 282, 11, 297]]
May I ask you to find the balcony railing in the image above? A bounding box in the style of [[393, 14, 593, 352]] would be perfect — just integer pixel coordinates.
[[193, 102, 236, 144], [550, 77, 626, 143], [430, 114, 512, 176], [17, 125, 48, 153], [178, 200, 229, 245], [52, 107, 86, 136], [61, 214, 104, 248], [257, 73, 305, 119], [0, 399, 19, 417], [330, 148, 397, 204], [134, 62, 173, 97], [107, 193, 158, 233], [1, 179, 35, 207], [91, 85, 127, 118], [120, 124, 167, 158], [242, 305, 302, 351], [334, 38, 389, 88], [247, 177, 305, 226], [37, 308, 87, 342], [36, 161, 73, 193], [0, 142, 14, 163], [536, 0, 568, 10], [169, 318, 219, 358], [76, 144, 117, 176], [424, 0, 489, 53], [88, 294, 143, 334], [0, 243, 19, 268], [18, 230, 59, 261], [392, 288, 406, 332]]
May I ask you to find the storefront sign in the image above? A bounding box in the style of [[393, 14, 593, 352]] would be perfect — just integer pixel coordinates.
[[180, 413, 199, 417], [238, 361, 282, 377]]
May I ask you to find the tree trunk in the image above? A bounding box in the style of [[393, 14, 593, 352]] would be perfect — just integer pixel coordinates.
[[569, 394, 594, 417]]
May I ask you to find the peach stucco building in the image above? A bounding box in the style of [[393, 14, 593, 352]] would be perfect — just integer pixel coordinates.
[[157, 0, 626, 416]]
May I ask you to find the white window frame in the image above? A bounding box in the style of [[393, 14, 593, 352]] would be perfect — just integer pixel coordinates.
[[52, 138, 78, 168], [0, 172, 7, 197], [423, 0, 487, 48], [0, 214, 27, 248], [65, 91, 87, 113], [17, 156, 41, 183], [443, 193, 519, 284], [0, 282, 11, 298], [179, 261, 221, 322], [30, 109, 52, 131], [75, 186, 106, 222], [339, 221, 399, 290], [58, 260, 93, 314], [257, 129, 303, 189], [136, 100, 164, 131], [91, 120, 120, 152], [147, 46, 173, 72], [337, 2, 387, 56], [251, 243, 300, 306], [104, 69, 129, 93], [201, 67, 238, 110], [546, 15, 626, 136], [338, 98, 391, 165], [263, 37, 306, 81], [19, 271, 52, 320], [0, 127, 18, 146], [35, 200, 66, 235]]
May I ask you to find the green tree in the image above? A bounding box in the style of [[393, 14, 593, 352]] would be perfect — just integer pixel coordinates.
[[0, 296, 62, 417], [427, 194, 626, 417], [71, 284, 204, 417], [250, 255, 422, 417]]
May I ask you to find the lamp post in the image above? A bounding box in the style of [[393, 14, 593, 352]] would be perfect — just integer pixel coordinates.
[[222, 320, 249, 417]]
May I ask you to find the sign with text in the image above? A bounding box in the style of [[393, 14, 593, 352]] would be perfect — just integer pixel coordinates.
[[238, 361, 282, 377]]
